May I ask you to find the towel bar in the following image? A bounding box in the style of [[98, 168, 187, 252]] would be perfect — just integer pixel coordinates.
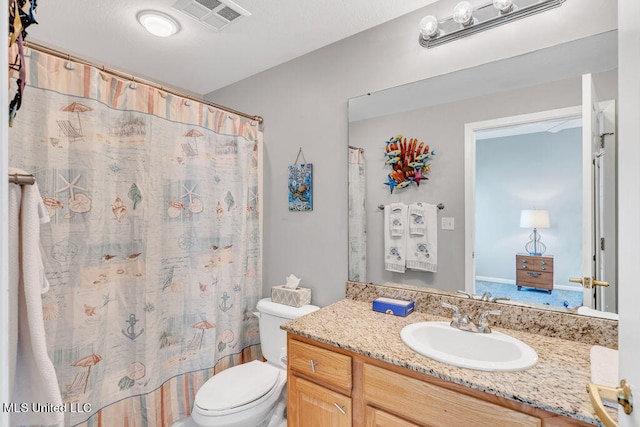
[[378, 202, 444, 210]]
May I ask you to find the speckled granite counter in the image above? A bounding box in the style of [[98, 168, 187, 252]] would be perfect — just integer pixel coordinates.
[[282, 299, 610, 426]]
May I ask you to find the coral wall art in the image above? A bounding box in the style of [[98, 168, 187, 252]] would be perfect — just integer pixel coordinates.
[[384, 134, 435, 193]]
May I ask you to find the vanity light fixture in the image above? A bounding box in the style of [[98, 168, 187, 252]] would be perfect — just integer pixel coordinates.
[[419, 0, 565, 49], [137, 10, 181, 37], [520, 209, 550, 256]]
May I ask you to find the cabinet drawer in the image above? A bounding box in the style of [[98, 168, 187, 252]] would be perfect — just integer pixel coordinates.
[[516, 270, 553, 288], [363, 364, 541, 427], [516, 256, 553, 272], [289, 339, 352, 391]]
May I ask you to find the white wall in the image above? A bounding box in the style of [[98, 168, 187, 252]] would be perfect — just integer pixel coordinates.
[[207, 0, 617, 307]]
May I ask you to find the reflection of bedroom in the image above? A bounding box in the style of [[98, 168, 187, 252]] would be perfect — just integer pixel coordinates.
[[475, 125, 583, 308]]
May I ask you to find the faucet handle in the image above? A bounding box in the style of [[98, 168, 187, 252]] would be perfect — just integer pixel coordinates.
[[478, 310, 502, 333], [442, 302, 460, 325]]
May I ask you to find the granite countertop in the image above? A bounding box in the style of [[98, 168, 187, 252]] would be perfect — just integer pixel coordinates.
[[282, 299, 606, 426]]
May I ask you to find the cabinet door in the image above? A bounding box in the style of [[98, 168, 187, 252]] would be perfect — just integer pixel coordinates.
[[365, 405, 421, 427], [289, 375, 352, 427], [363, 364, 541, 427]]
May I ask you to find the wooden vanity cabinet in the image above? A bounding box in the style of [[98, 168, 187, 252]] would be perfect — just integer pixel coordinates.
[[287, 334, 592, 427]]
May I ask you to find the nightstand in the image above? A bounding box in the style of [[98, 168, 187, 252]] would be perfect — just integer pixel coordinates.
[[516, 254, 554, 294]]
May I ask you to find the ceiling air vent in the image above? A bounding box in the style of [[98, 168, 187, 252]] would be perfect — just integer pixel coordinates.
[[173, 0, 250, 31]]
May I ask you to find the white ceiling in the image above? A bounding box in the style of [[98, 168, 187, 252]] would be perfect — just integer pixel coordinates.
[[28, 0, 436, 96]]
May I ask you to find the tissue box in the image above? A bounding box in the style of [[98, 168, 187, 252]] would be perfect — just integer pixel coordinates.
[[271, 285, 311, 307], [372, 297, 414, 317]]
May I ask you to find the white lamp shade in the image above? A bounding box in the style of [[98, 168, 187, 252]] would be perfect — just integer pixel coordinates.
[[520, 210, 550, 229]]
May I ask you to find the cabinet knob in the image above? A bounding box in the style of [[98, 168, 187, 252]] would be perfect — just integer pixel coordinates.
[[541, 261, 546, 265], [521, 259, 528, 263], [541, 267, 546, 271], [521, 265, 528, 269]]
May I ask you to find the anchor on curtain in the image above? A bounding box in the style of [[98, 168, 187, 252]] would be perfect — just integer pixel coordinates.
[[8, 47, 263, 426]]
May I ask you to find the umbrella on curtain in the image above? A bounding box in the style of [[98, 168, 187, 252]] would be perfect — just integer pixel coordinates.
[[184, 129, 204, 154], [71, 353, 102, 394], [61, 102, 92, 136]]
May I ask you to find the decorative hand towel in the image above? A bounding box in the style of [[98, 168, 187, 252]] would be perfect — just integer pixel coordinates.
[[409, 203, 426, 235], [8, 168, 64, 427], [389, 203, 405, 237], [384, 204, 407, 273], [406, 202, 438, 272]]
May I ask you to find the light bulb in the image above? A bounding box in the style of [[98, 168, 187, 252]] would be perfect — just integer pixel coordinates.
[[137, 11, 180, 37], [493, 0, 514, 13], [419, 15, 439, 39], [452, 1, 474, 26]]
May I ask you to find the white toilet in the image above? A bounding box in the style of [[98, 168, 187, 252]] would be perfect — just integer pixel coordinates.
[[191, 298, 319, 427]]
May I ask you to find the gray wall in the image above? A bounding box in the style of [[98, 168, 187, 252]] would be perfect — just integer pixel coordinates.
[[476, 129, 582, 287], [206, 1, 617, 308]]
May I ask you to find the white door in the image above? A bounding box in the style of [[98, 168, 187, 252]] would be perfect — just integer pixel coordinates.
[[580, 74, 615, 309], [617, 0, 640, 424]]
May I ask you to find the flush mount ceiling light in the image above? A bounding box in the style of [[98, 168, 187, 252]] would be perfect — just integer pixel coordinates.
[[419, 0, 565, 48], [137, 10, 180, 37]]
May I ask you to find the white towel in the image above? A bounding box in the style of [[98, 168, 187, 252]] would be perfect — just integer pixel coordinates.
[[8, 168, 64, 427], [384, 204, 407, 273], [409, 203, 426, 235], [406, 202, 438, 272], [389, 203, 405, 237]]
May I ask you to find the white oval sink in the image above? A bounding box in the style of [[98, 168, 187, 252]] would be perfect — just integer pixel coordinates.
[[400, 321, 538, 372]]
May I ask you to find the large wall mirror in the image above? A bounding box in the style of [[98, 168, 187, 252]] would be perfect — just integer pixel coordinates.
[[348, 31, 618, 317]]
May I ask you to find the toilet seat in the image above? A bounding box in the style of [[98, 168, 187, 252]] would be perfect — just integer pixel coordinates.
[[194, 361, 282, 415]]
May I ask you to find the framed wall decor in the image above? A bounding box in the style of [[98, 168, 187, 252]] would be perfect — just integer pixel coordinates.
[[288, 148, 313, 211]]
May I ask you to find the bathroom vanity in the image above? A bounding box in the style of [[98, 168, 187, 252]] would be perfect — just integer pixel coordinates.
[[283, 299, 611, 426]]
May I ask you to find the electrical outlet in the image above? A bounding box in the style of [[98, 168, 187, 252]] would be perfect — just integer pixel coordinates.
[[441, 217, 455, 230]]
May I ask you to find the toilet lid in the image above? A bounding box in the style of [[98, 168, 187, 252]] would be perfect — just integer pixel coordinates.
[[195, 361, 280, 412]]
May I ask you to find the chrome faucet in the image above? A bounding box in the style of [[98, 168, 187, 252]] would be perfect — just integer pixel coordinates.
[[477, 310, 502, 334], [442, 303, 502, 334], [442, 303, 479, 332], [480, 291, 492, 301], [441, 302, 460, 326], [456, 290, 473, 299]]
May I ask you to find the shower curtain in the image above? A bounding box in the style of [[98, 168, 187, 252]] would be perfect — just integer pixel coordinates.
[[8, 49, 262, 426], [348, 147, 367, 282]]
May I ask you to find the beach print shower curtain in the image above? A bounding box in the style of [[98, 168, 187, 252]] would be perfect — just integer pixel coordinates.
[[8, 49, 262, 426]]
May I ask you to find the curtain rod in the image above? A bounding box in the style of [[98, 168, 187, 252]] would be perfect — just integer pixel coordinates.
[[24, 41, 263, 125], [8, 172, 35, 185]]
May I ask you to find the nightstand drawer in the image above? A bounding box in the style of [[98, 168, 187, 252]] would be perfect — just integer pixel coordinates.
[[516, 255, 553, 272], [516, 270, 553, 289], [289, 339, 352, 392]]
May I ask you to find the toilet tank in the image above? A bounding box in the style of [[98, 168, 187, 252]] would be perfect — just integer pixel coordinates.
[[256, 298, 319, 364]]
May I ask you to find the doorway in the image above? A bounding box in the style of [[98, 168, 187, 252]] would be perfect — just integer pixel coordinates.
[[464, 103, 617, 312]]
